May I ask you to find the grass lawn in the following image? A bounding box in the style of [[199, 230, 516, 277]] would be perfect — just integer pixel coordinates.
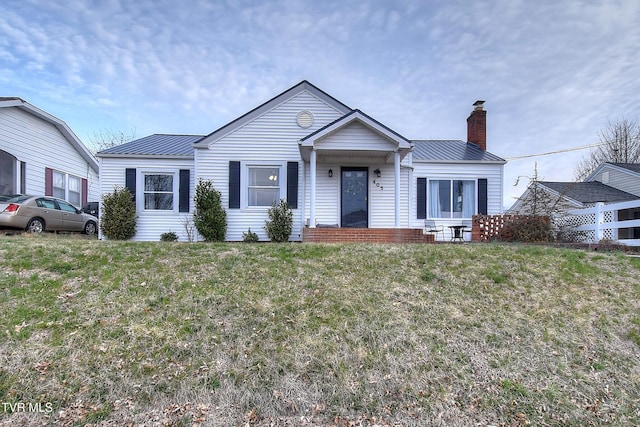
[[0, 235, 639, 426]]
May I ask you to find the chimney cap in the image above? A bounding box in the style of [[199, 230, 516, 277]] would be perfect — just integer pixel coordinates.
[[473, 100, 485, 110]]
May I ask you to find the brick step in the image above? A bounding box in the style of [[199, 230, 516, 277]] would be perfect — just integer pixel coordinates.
[[302, 228, 434, 243]]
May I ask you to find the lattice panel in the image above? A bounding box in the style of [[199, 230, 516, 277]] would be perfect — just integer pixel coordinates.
[[473, 214, 514, 241]]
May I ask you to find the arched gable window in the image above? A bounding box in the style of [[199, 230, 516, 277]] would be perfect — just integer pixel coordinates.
[[0, 150, 17, 195]]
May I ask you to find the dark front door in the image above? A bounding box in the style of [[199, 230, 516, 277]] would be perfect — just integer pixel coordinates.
[[341, 167, 368, 228]]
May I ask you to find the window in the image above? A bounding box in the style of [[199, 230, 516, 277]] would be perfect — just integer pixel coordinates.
[[144, 174, 174, 210], [53, 171, 66, 199], [248, 166, 280, 206], [428, 179, 476, 218], [57, 200, 78, 213], [68, 176, 81, 206], [0, 150, 16, 195]]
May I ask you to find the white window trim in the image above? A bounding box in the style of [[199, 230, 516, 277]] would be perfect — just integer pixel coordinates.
[[140, 170, 179, 213], [241, 162, 285, 209], [52, 170, 83, 205], [426, 177, 478, 220]]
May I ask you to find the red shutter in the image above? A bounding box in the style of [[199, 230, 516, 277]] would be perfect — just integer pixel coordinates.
[[45, 168, 53, 196], [82, 178, 88, 206]]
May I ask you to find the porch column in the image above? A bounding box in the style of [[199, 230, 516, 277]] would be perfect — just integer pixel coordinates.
[[310, 149, 317, 228], [394, 151, 400, 228]]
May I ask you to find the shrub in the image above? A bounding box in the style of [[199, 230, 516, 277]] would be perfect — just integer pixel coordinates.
[[242, 228, 260, 243], [100, 186, 137, 240], [495, 215, 552, 243], [160, 231, 178, 242], [193, 179, 227, 242], [264, 199, 293, 242]]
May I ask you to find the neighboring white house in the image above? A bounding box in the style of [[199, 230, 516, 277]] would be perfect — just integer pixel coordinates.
[[97, 81, 506, 242], [0, 97, 99, 207], [509, 162, 640, 241]]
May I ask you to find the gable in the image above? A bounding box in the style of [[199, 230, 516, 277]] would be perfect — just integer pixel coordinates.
[[587, 163, 640, 197], [0, 98, 98, 173], [314, 121, 400, 151], [195, 81, 351, 148]]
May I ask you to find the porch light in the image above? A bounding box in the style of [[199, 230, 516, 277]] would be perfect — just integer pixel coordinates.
[[328, 169, 333, 178], [374, 168, 381, 178]]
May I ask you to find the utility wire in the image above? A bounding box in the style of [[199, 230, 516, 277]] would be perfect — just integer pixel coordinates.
[[504, 143, 604, 161]]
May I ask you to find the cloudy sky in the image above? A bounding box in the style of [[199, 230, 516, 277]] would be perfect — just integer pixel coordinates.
[[1, 0, 639, 208]]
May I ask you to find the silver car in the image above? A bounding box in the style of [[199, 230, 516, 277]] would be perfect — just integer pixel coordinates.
[[0, 195, 98, 235]]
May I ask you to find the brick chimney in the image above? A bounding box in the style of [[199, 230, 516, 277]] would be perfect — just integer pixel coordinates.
[[467, 100, 486, 151]]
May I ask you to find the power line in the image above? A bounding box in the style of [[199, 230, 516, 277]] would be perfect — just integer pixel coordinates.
[[505, 143, 604, 161]]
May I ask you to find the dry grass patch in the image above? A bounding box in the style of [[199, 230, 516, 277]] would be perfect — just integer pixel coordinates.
[[0, 237, 639, 426]]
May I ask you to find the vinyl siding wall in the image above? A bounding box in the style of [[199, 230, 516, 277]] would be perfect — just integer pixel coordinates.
[[591, 166, 640, 197], [0, 107, 99, 201], [196, 90, 345, 241], [411, 161, 504, 238], [98, 157, 195, 241], [304, 164, 410, 228]]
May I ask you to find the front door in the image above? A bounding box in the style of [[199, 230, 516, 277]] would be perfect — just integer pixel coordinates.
[[341, 167, 368, 228]]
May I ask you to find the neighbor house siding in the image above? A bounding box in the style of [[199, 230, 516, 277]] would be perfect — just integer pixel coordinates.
[[195, 90, 345, 241], [0, 107, 99, 202], [99, 157, 195, 241], [590, 165, 640, 197]]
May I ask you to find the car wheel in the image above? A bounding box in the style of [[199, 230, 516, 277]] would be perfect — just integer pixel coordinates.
[[84, 221, 97, 235], [26, 218, 44, 234]]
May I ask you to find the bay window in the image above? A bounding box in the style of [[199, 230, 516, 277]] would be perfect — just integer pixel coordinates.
[[428, 179, 476, 218]]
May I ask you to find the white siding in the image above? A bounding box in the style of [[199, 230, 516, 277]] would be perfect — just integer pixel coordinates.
[[411, 162, 504, 239], [0, 107, 99, 202], [99, 157, 195, 241], [197, 90, 345, 241], [316, 121, 398, 151], [591, 165, 640, 197], [304, 164, 410, 228]]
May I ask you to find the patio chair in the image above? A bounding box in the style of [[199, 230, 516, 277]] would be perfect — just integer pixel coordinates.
[[462, 220, 473, 241], [425, 219, 444, 241]]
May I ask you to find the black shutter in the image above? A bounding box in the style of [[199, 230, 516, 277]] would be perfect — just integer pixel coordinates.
[[478, 178, 488, 215], [228, 161, 240, 209], [179, 169, 190, 213], [286, 161, 299, 209], [417, 177, 427, 219], [125, 168, 136, 202]]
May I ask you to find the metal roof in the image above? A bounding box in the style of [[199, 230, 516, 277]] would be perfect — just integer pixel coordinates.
[[540, 181, 639, 204], [412, 140, 505, 163], [97, 134, 204, 157]]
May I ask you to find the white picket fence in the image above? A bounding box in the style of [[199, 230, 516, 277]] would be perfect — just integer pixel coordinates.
[[567, 200, 640, 246]]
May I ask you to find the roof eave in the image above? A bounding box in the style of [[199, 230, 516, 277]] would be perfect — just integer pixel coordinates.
[[2, 98, 99, 173], [96, 153, 194, 160], [195, 80, 353, 147], [413, 159, 507, 165]]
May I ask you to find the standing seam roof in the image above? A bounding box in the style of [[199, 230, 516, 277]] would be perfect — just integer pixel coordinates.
[[97, 134, 204, 156], [412, 140, 505, 162]]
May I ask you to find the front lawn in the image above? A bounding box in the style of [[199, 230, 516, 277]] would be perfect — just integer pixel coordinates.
[[1, 237, 639, 426]]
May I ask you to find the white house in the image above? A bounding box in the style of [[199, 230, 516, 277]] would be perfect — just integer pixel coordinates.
[[509, 162, 640, 241], [0, 97, 99, 207], [97, 81, 506, 242]]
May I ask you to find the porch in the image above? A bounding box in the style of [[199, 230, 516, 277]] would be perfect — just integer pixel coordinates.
[[303, 227, 434, 243]]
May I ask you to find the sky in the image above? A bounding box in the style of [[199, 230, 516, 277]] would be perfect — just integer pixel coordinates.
[[1, 0, 639, 209]]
